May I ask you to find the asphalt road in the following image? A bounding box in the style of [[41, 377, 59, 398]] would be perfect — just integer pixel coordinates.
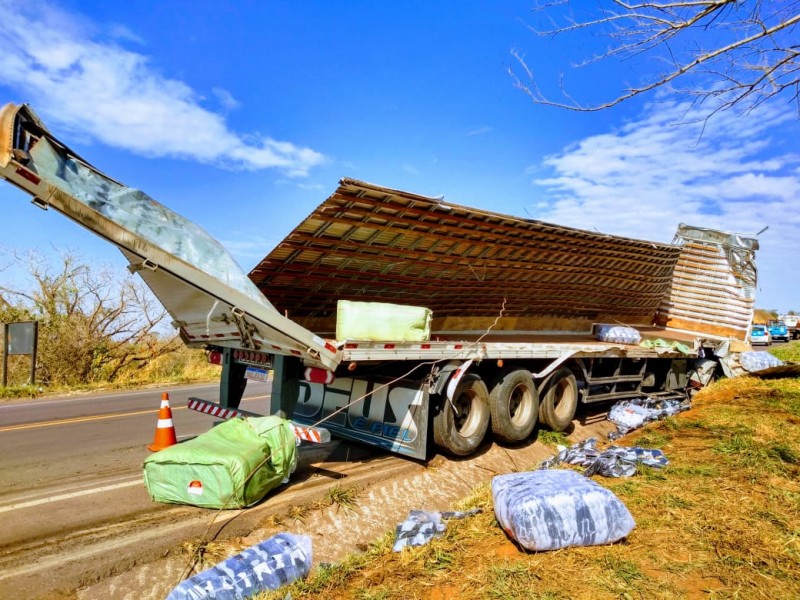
[[0, 382, 272, 500], [0, 381, 410, 599], [0, 382, 277, 596]]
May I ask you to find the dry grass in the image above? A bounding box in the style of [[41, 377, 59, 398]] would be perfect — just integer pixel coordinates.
[[753, 308, 776, 324], [287, 504, 312, 523], [1, 346, 219, 399], [180, 538, 248, 571], [258, 376, 800, 599], [323, 483, 361, 513]]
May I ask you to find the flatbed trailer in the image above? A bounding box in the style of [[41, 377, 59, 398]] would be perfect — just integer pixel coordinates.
[[1, 102, 759, 460]]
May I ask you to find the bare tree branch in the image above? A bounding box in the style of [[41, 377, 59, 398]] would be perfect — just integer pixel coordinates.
[[512, 0, 800, 117], [0, 248, 176, 386]]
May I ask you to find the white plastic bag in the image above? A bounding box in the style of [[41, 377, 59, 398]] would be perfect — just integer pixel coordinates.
[[739, 351, 783, 373], [595, 325, 641, 345], [492, 469, 635, 551]]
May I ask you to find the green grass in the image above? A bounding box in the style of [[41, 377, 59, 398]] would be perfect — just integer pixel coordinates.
[[254, 377, 800, 600], [596, 555, 651, 596], [0, 383, 41, 398], [324, 484, 361, 513], [769, 340, 800, 363], [630, 429, 672, 448], [536, 430, 569, 448], [484, 562, 542, 600]]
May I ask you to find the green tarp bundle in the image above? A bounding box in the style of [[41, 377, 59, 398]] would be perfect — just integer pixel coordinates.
[[143, 416, 297, 509], [336, 300, 432, 342]]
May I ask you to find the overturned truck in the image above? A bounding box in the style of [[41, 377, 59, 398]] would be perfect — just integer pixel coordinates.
[[0, 102, 759, 459]]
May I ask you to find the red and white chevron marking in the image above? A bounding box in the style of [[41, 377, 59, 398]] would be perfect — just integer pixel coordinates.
[[291, 426, 322, 443], [187, 398, 327, 443], [188, 398, 245, 420]]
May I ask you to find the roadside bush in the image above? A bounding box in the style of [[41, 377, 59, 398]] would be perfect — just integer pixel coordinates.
[[0, 248, 215, 394]]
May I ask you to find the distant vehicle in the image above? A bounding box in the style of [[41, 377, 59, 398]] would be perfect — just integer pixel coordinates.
[[767, 320, 789, 342], [750, 324, 772, 346], [779, 314, 799, 340]]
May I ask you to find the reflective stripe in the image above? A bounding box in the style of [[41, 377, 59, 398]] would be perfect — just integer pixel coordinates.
[[157, 419, 173, 428]]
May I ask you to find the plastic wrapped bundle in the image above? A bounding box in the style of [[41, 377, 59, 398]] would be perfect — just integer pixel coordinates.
[[336, 300, 432, 342], [143, 416, 297, 509], [492, 470, 635, 551], [167, 533, 312, 600], [739, 351, 784, 373], [595, 325, 641, 345], [607, 396, 691, 440], [607, 401, 653, 432], [393, 508, 482, 552], [539, 438, 668, 478]]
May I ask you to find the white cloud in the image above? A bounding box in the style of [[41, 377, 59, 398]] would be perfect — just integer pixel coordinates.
[[297, 182, 325, 191], [211, 87, 240, 111], [107, 24, 145, 45], [0, 1, 325, 176], [530, 99, 800, 310], [219, 234, 277, 263], [467, 126, 493, 136]]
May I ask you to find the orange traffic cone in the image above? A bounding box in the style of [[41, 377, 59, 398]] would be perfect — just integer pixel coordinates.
[[148, 392, 178, 451]]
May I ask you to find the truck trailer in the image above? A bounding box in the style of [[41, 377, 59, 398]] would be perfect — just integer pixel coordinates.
[[779, 315, 799, 341], [0, 103, 759, 459]]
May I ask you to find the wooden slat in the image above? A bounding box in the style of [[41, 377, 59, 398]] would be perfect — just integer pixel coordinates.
[[249, 179, 697, 325]]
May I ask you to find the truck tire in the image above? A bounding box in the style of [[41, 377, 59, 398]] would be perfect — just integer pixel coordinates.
[[489, 369, 539, 443], [433, 374, 490, 456], [539, 368, 578, 432]]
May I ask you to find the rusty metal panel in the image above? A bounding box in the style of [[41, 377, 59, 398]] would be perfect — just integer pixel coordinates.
[[655, 225, 759, 341], [250, 179, 683, 329]]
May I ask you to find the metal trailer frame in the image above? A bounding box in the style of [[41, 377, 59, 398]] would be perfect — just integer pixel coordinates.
[[0, 102, 758, 460]]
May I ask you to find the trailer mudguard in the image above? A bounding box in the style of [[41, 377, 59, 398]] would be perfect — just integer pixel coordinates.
[[292, 376, 430, 460]]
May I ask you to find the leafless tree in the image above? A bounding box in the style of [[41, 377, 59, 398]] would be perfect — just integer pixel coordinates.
[[511, 1, 800, 117], [0, 249, 178, 385]]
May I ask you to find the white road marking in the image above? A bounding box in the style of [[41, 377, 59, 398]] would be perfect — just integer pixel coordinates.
[[0, 479, 143, 514]]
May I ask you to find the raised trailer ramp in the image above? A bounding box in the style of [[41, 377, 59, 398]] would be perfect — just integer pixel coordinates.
[[0, 103, 339, 371]]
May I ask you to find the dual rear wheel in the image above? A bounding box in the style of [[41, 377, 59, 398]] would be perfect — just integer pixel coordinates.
[[538, 367, 579, 433], [433, 374, 491, 457], [434, 367, 579, 456], [489, 369, 539, 443]]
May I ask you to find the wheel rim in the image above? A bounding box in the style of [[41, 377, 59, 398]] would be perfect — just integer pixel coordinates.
[[509, 383, 533, 427], [552, 377, 576, 419], [453, 390, 482, 437]]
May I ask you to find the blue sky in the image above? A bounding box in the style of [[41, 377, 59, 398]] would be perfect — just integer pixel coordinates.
[[1, 0, 798, 313]]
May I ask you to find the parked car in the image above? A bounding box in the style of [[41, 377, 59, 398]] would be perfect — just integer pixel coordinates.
[[750, 324, 772, 346], [767, 320, 790, 342]]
